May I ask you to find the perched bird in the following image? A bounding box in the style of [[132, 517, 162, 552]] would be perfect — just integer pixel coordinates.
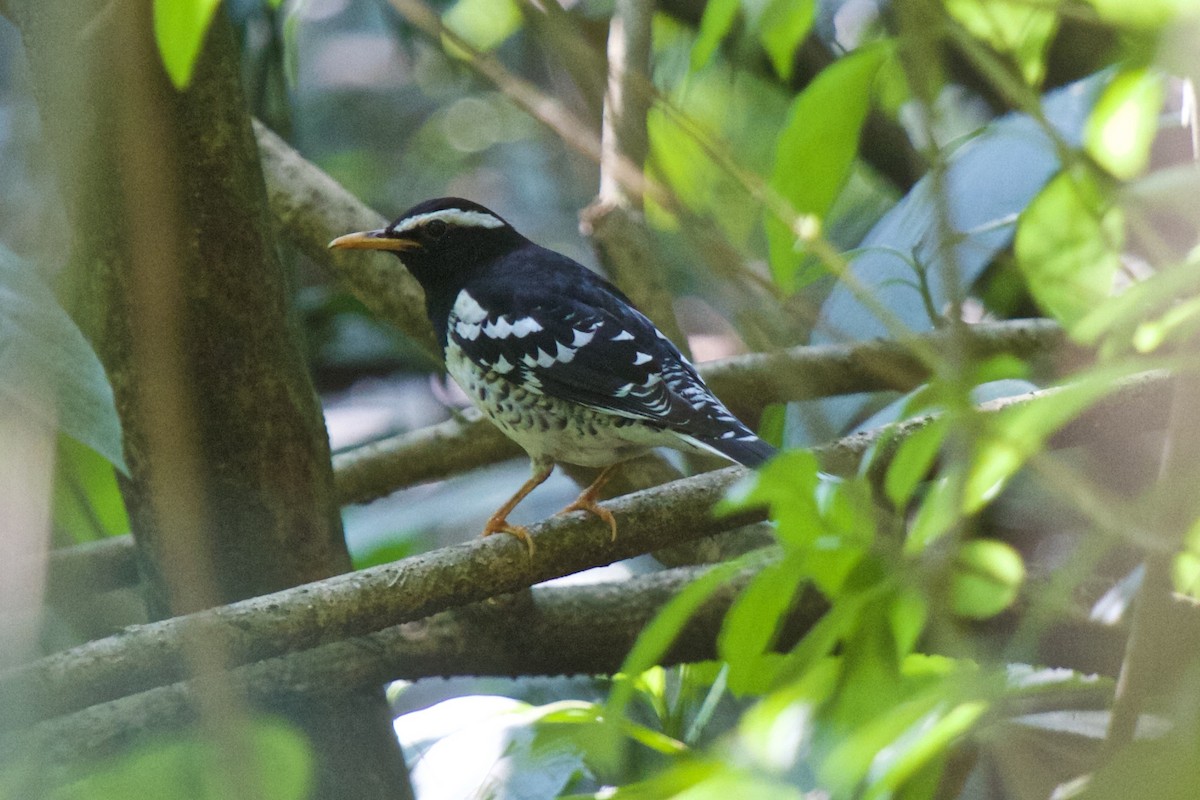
[[330, 197, 775, 553]]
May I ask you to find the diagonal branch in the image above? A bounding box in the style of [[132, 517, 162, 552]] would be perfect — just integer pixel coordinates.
[[32, 370, 1175, 730], [9, 467, 764, 729]]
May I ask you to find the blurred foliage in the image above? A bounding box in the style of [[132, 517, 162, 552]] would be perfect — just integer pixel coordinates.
[[0, 718, 312, 800], [7, 0, 1200, 797]]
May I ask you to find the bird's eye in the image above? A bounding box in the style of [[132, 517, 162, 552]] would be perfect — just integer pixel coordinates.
[[425, 219, 448, 240]]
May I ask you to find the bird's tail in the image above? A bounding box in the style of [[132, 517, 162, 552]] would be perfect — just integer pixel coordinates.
[[681, 433, 777, 469]]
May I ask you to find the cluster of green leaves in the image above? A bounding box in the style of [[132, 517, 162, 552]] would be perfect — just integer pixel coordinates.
[[402, 1, 1200, 798], [2, 718, 311, 800]]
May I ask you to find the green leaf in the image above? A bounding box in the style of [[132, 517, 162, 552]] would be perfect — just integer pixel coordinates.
[[1072, 245, 1200, 353], [906, 472, 961, 553], [443, 0, 523, 54], [607, 557, 760, 720], [885, 418, 948, 509], [949, 539, 1025, 619], [766, 43, 890, 290], [887, 587, 928, 660], [758, 0, 815, 81], [265, 0, 285, 8], [945, 0, 1059, 85], [719, 555, 808, 694], [1083, 0, 1200, 29], [862, 700, 988, 798], [690, 0, 740, 71], [721, 449, 823, 549], [153, 0, 223, 90], [1085, 68, 1165, 180], [0, 248, 125, 472], [963, 363, 1144, 514], [53, 435, 130, 542], [56, 718, 311, 800], [1014, 166, 1123, 331]]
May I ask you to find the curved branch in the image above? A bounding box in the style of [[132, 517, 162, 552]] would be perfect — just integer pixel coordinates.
[[8, 562, 804, 764], [255, 121, 439, 357], [8, 467, 764, 729]]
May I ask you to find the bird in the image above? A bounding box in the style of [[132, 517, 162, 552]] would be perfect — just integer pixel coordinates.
[[329, 197, 775, 554]]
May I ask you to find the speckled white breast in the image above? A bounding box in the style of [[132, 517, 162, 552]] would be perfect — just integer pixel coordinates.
[[444, 340, 670, 467]]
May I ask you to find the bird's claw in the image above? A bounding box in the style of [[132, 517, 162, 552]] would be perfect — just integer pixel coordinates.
[[482, 517, 536, 557], [556, 497, 618, 542]]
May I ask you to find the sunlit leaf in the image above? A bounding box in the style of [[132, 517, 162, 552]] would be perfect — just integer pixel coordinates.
[[443, 0, 523, 54], [721, 449, 823, 549], [1172, 517, 1200, 599], [885, 418, 948, 508], [946, 0, 1059, 85], [758, 0, 816, 81], [1083, 0, 1200, 29], [907, 472, 962, 552], [52, 435, 129, 543], [1015, 166, 1123, 331], [821, 689, 946, 795], [766, 43, 891, 290], [887, 586, 928, 660], [949, 539, 1025, 619], [55, 718, 311, 800], [719, 555, 808, 694], [607, 556, 761, 720], [1072, 246, 1200, 352], [963, 363, 1147, 513], [1085, 69, 1165, 180], [153, 0, 223, 90], [789, 76, 1104, 447], [1132, 292, 1200, 352], [690, 0, 739, 71], [739, 661, 838, 773], [0, 247, 125, 472], [863, 700, 988, 797]]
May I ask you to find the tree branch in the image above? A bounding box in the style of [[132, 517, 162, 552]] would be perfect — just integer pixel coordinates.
[[29, 369, 1174, 729], [254, 121, 438, 357], [9, 467, 764, 729], [7, 561, 798, 765]]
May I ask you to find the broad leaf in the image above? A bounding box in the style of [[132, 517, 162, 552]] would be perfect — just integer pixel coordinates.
[[690, 0, 740, 71], [1085, 68, 1165, 180], [758, 0, 816, 81], [153, 0, 223, 89], [0, 246, 125, 471], [767, 43, 890, 290], [443, 0, 523, 54], [789, 75, 1104, 446], [1015, 166, 1123, 331]]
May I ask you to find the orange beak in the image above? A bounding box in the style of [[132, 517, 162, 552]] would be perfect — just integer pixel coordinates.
[[328, 229, 419, 252]]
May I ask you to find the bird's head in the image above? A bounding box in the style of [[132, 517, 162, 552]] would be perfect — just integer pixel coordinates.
[[328, 197, 526, 288]]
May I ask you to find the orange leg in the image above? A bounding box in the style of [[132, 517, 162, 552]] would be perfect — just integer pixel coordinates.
[[482, 463, 554, 556], [556, 464, 619, 542]]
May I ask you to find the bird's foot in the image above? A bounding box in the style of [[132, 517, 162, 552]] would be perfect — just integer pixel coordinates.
[[482, 515, 535, 557], [556, 494, 618, 542]]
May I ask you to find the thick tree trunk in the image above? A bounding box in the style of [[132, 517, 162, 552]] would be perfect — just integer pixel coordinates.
[[11, 2, 412, 797]]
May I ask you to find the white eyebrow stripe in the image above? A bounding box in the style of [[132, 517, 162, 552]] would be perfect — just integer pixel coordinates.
[[390, 208, 506, 234]]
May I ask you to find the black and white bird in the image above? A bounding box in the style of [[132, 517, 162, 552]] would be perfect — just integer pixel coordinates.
[[330, 197, 775, 553]]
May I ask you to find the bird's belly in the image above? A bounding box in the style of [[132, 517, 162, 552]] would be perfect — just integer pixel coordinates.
[[445, 343, 659, 467]]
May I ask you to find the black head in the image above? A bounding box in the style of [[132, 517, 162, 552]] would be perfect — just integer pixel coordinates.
[[328, 197, 527, 289]]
